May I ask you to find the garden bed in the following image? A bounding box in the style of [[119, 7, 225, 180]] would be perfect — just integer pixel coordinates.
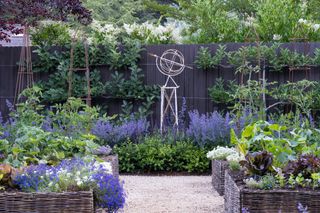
[[211, 160, 228, 196], [0, 191, 94, 213], [224, 170, 320, 213]]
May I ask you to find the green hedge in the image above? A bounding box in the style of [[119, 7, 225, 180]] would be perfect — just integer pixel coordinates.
[[113, 137, 210, 173]]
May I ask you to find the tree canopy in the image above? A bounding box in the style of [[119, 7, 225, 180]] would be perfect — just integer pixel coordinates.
[[0, 0, 92, 41]]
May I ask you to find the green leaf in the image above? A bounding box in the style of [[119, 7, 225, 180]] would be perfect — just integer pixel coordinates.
[[12, 147, 22, 155]]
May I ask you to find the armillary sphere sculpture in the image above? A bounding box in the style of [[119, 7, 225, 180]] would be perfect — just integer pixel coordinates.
[[149, 49, 193, 133]]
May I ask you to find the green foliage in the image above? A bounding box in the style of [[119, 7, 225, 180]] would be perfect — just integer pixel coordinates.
[[1, 127, 99, 168], [194, 47, 213, 70], [114, 136, 210, 173], [208, 78, 236, 104], [30, 22, 71, 46], [106, 65, 159, 118], [232, 121, 320, 168], [84, 0, 155, 24], [260, 174, 276, 190], [195, 45, 226, 70], [49, 97, 100, 135], [229, 161, 241, 171], [147, 0, 320, 43], [271, 80, 317, 115], [1, 88, 102, 168]]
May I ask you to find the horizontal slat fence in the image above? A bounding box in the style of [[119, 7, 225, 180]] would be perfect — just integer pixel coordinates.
[[1, 43, 320, 127]]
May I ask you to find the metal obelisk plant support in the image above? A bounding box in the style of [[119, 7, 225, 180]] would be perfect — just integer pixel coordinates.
[[14, 26, 34, 104], [149, 49, 192, 133]]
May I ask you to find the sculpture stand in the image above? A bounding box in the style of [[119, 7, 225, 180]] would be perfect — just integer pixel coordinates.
[[160, 76, 179, 133], [149, 49, 192, 133]]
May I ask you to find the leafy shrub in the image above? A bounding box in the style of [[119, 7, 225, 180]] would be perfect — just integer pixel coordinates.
[[194, 47, 214, 70], [91, 117, 149, 147], [208, 78, 236, 104], [123, 21, 183, 44], [30, 22, 71, 46], [14, 158, 125, 211], [113, 136, 210, 173], [195, 46, 226, 70]]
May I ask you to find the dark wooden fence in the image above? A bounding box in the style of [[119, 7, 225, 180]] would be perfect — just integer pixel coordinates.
[[1, 43, 320, 127]]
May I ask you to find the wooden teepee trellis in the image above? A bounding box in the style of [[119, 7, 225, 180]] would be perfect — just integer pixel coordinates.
[[14, 26, 34, 104], [68, 34, 92, 107]]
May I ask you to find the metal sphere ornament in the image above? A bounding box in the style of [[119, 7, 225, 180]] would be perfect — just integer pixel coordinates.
[[156, 49, 185, 76], [150, 49, 192, 78]]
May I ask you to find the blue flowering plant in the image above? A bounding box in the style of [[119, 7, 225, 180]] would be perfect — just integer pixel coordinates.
[[14, 158, 125, 211], [91, 116, 149, 146], [186, 110, 240, 148]]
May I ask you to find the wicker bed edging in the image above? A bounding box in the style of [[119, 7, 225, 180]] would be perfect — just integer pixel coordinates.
[[0, 191, 94, 213], [212, 160, 228, 196], [224, 170, 320, 213]]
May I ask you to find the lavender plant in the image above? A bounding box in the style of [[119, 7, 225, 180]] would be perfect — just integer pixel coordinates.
[[91, 117, 149, 146], [186, 110, 239, 147]]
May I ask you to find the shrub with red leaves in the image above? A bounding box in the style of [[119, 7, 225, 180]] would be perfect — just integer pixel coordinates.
[[0, 0, 92, 42]]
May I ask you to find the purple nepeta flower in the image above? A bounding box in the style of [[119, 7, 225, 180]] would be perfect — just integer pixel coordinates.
[[186, 110, 248, 147], [91, 117, 149, 146], [5, 99, 15, 112], [178, 97, 187, 131]]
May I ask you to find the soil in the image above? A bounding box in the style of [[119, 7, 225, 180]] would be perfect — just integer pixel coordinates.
[[119, 175, 224, 213]]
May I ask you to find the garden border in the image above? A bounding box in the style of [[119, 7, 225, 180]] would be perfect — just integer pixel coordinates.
[[211, 160, 228, 196], [224, 170, 320, 213], [0, 191, 94, 213]]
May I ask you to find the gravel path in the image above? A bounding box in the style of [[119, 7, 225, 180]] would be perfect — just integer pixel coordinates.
[[119, 175, 224, 213]]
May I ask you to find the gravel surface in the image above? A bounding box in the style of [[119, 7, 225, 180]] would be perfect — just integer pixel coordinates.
[[119, 175, 224, 213]]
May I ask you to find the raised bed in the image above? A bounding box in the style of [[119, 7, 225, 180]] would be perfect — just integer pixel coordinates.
[[224, 170, 320, 213], [212, 160, 228, 196], [0, 191, 94, 213], [101, 154, 119, 179]]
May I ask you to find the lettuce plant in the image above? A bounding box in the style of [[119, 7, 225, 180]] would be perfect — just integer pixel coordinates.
[[240, 151, 273, 176], [284, 155, 320, 179]]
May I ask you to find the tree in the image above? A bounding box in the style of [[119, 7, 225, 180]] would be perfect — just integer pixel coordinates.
[[0, 0, 92, 42], [83, 0, 157, 25]]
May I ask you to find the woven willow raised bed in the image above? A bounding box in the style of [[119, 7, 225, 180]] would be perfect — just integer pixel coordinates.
[[224, 171, 320, 213], [212, 160, 228, 196], [0, 191, 94, 213]]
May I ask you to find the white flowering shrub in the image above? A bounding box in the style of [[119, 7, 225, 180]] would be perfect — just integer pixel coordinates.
[[90, 20, 121, 44], [226, 153, 245, 162], [123, 21, 183, 44], [206, 146, 238, 161]]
